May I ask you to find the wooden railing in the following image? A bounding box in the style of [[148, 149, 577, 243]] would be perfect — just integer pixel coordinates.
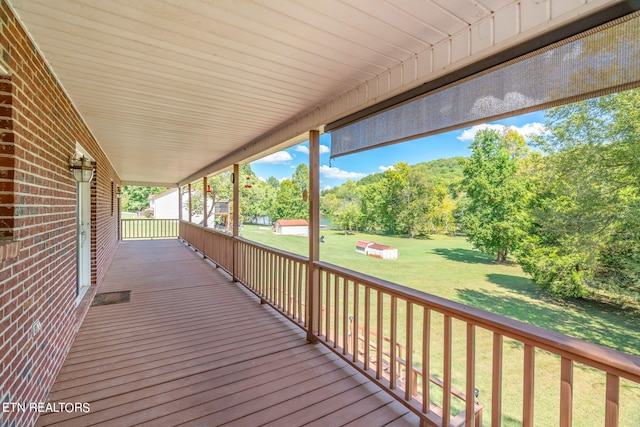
[[236, 237, 308, 328], [179, 221, 234, 276], [179, 221, 640, 427], [121, 218, 179, 239]]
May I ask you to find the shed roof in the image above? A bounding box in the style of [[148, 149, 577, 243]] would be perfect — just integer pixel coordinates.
[[369, 244, 395, 251], [275, 219, 309, 227]]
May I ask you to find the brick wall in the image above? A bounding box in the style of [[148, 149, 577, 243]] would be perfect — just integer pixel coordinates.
[[0, 2, 120, 426]]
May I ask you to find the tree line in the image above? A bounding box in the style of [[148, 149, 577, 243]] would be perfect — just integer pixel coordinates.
[[464, 89, 639, 305]]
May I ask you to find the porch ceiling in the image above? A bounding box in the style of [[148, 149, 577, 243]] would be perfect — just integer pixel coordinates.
[[6, 0, 629, 187]]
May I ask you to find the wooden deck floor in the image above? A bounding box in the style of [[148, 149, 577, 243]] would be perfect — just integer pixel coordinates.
[[37, 239, 418, 426]]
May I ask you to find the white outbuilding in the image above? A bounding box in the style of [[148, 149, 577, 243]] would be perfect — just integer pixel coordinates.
[[274, 219, 309, 236], [365, 243, 398, 260]]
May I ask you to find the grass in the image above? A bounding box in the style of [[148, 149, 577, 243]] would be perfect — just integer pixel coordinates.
[[240, 224, 640, 426]]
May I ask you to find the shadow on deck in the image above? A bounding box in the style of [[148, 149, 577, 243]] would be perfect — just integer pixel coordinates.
[[37, 239, 418, 426]]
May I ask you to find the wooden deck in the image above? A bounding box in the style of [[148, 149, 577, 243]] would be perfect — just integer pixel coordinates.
[[37, 239, 418, 426]]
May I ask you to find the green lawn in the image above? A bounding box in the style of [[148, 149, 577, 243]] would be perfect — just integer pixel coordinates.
[[240, 224, 640, 426]]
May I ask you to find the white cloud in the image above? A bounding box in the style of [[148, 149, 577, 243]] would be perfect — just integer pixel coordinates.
[[518, 122, 548, 137], [257, 176, 266, 183], [378, 165, 394, 172], [457, 124, 505, 141], [294, 144, 330, 155], [320, 165, 367, 180], [322, 184, 333, 191], [457, 122, 547, 142], [253, 151, 292, 164]]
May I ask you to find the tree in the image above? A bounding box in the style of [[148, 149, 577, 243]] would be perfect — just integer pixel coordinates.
[[519, 89, 640, 300], [462, 129, 531, 263], [271, 179, 308, 221], [378, 162, 430, 237], [291, 163, 309, 193], [265, 176, 280, 189], [427, 185, 456, 234], [359, 179, 386, 232], [122, 186, 167, 213]]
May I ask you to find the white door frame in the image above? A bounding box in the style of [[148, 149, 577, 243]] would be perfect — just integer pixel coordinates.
[[75, 146, 94, 305]]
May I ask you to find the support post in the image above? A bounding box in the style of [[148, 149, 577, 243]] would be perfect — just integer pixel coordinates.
[[307, 130, 320, 343], [232, 164, 239, 282], [188, 183, 192, 223], [178, 186, 183, 221], [203, 176, 208, 228]]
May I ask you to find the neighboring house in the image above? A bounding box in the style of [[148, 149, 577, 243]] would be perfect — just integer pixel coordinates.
[[274, 219, 309, 236], [149, 189, 179, 219]]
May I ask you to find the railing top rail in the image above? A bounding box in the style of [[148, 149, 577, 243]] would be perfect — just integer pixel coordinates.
[[316, 260, 640, 383], [235, 236, 308, 264], [122, 218, 179, 221], [180, 220, 234, 239]]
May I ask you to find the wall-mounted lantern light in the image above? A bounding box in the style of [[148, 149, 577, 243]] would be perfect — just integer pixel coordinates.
[[69, 155, 94, 183], [116, 187, 123, 198]]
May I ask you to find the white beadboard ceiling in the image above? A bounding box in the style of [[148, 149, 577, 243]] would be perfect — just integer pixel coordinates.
[[6, 0, 627, 186]]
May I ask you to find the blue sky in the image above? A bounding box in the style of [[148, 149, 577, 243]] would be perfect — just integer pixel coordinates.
[[250, 110, 547, 190]]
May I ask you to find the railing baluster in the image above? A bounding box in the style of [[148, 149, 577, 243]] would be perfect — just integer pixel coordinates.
[[281, 256, 286, 309], [376, 290, 383, 380], [423, 307, 430, 414], [287, 258, 293, 315], [443, 314, 452, 427], [560, 357, 573, 427], [605, 373, 619, 427], [277, 255, 283, 308], [405, 301, 413, 401], [390, 296, 397, 390], [325, 271, 331, 342], [353, 282, 359, 363], [334, 274, 339, 349], [294, 262, 302, 322], [364, 286, 371, 373], [343, 278, 349, 355], [270, 252, 275, 303], [523, 343, 535, 427], [492, 333, 503, 427], [466, 323, 476, 427]]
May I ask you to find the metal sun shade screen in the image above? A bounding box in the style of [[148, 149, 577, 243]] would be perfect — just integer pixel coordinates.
[[330, 12, 640, 158]]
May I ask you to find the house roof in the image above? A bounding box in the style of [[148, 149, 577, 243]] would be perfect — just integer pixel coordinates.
[[356, 240, 372, 248], [7, 0, 626, 187], [275, 219, 309, 227], [149, 188, 177, 200]]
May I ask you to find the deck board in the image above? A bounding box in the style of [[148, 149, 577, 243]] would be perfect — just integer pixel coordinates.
[[36, 239, 418, 427]]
